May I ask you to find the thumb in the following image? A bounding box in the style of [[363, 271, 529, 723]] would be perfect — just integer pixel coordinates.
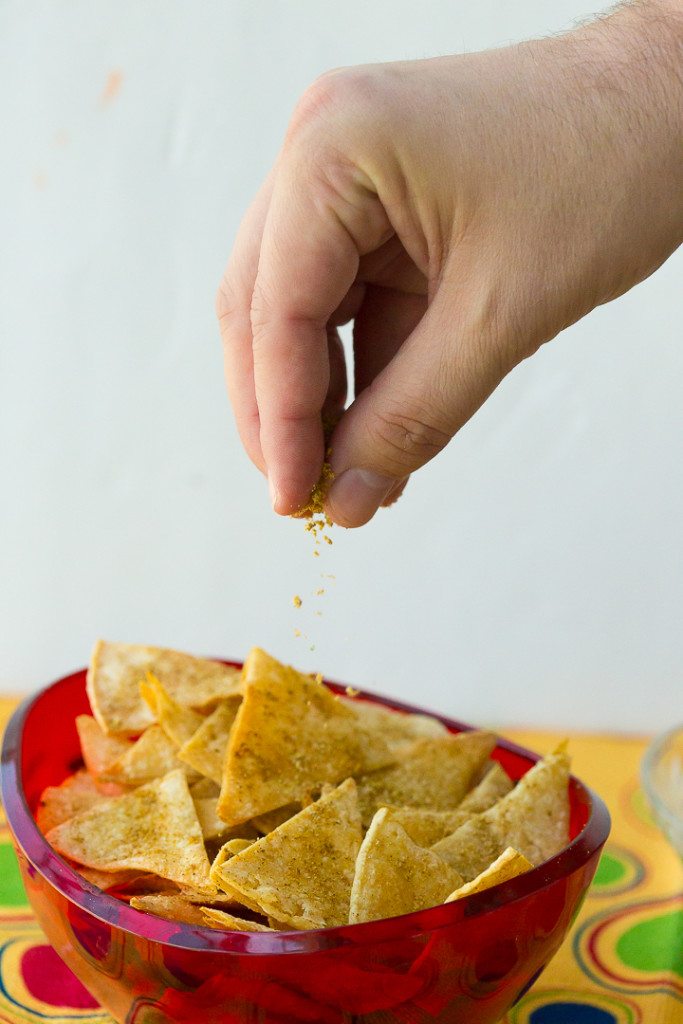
[[325, 289, 511, 527]]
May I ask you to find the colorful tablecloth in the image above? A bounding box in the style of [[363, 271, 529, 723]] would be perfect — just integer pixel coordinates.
[[0, 698, 681, 1024]]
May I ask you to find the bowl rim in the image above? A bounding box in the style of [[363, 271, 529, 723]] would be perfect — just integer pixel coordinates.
[[1, 664, 611, 955], [641, 722, 683, 834]]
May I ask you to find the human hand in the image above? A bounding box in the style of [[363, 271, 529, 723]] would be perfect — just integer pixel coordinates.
[[217, 0, 683, 527]]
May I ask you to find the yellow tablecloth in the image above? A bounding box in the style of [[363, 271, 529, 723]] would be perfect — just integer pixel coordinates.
[[0, 700, 681, 1024]]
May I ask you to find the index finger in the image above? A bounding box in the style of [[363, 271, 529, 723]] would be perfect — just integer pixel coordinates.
[[250, 166, 360, 514]]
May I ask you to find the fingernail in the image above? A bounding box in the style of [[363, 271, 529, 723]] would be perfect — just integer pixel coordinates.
[[326, 468, 395, 527]]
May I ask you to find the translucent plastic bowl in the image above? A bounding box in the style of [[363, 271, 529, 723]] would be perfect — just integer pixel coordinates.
[[1, 665, 610, 1024], [641, 724, 683, 856]]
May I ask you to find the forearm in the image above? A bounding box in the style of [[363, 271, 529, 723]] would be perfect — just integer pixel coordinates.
[[562, 0, 683, 291]]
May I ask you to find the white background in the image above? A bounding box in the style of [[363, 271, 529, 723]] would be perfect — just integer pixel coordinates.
[[1, 1, 680, 732]]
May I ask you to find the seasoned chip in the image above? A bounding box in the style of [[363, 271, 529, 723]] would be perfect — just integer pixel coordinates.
[[190, 777, 220, 799], [75, 716, 131, 777], [177, 699, 240, 784], [458, 761, 514, 812], [194, 798, 258, 843], [201, 908, 274, 932], [445, 847, 533, 902], [209, 840, 249, 888], [76, 866, 146, 890], [87, 640, 242, 735], [131, 893, 211, 927], [46, 768, 213, 892], [340, 697, 447, 749], [382, 762, 513, 846], [251, 804, 300, 834], [356, 731, 496, 826], [217, 649, 395, 825], [99, 725, 196, 786], [214, 778, 362, 930], [349, 809, 463, 924], [432, 750, 570, 880], [36, 769, 107, 834], [140, 673, 204, 746]]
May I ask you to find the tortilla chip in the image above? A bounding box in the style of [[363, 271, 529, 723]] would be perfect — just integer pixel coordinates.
[[382, 762, 513, 846], [46, 768, 213, 893], [75, 715, 131, 777], [432, 750, 571, 880], [177, 700, 240, 784], [130, 893, 211, 927], [356, 731, 496, 826], [99, 725, 196, 786], [214, 778, 362, 930], [458, 761, 514, 812], [217, 648, 395, 825], [251, 804, 301, 834], [194, 798, 258, 843], [87, 639, 242, 736], [201, 908, 274, 932], [340, 697, 447, 749], [140, 673, 205, 746], [445, 847, 533, 902], [349, 809, 463, 924], [76, 866, 145, 890], [223, 837, 256, 856], [190, 777, 220, 799], [36, 769, 107, 834]]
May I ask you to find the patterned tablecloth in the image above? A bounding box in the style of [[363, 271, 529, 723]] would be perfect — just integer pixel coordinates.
[[0, 697, 681, 1024]]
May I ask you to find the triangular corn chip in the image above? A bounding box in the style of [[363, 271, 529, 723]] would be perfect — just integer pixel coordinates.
[[99, 725, 197, 786], [37, 770, 107, 834], [201, 908, 274, 931], [356, 731, 496, 826], [131, 893, 212, 927], [217, 648, 394, 825], [177, 699, 240, 784], [214, 778, 362, 929], [251, 804, 300, 834], [46, 768, 213, 892], [432, 750, 571, 880], [194, 798, 259, 842], [382, 762, 513, 846], [140, 673, 205, 746], [190, 777, 220, 799], [222, 838, 256, 856], [76, 866, 144, 890], [87, 639, 242, 735], [349, 809, 463, 924], [250, 785, 333, 834], [209, 839, 256, 888], [76, 716, 131, 777], [445, 847, 533, 902], [341, 697, 447, 748], [458, 762, 513, 812]]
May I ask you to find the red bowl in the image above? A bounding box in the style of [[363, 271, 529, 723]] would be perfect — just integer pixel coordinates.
[[1, 665, 610, 1024]]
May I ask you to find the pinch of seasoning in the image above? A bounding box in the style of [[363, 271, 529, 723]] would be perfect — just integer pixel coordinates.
[[346, 686, 359, 697], [294, 462, 335, 520], [292, 595, 302, 608], [293, 628, 302, 638], [315, 588, 325, 596]]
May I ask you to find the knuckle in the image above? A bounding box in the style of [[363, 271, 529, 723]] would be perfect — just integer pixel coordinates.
[[287, 67, 381, 145], [371, 404, 451, 473]]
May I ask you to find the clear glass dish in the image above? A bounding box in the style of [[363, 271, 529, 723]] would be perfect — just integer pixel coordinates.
[[642, 723, 683, 856]]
